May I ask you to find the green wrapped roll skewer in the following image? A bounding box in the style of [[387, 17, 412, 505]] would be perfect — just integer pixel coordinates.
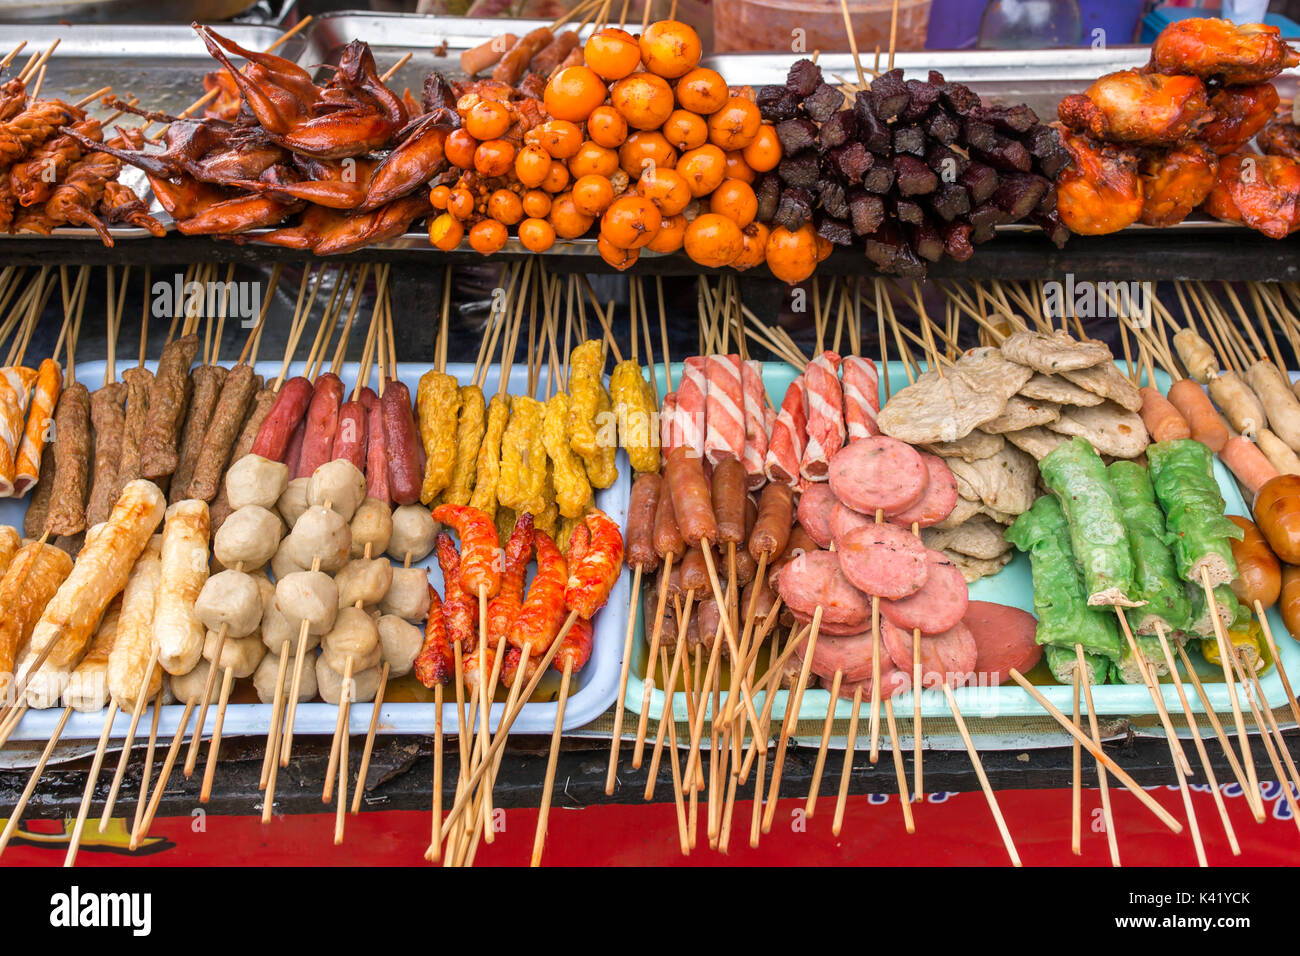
[[1006, 494, 1124, 663], [1146, 439, 1243, 589], [1045, 645, 1109, 687], [1039, 438, 1142, 608], [1108, 461, 1190, 640]]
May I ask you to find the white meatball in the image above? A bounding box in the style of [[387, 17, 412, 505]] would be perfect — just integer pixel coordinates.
[[350, 498, 394, 558], [170, 659, 220, 705], [194, 569, 263, 638], [278, 476, 310, 527], [288, 506, 350, 573], [255, 573, 276, 618], [316, 656, 380, 704], [321, 606, 382, 673], [254, 649, 319, 704], [377, 615, 422, 679], [261, 601, 321, 654], [203, 630, 266, 679], [379, 567, 431, 622], [334, 558, 393, 609], [213, 505, 283, 569], [387, 504, 437, 562], [307, 460, 366, 521], [226, 454, 290, 511], [271, 535, 306, 580], [275, 570, 339, 636]]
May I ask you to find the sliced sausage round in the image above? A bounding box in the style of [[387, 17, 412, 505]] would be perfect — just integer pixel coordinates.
[[801, 630, 886, 683], [835, 660, 911, 700], [837, 523, 929, 599], [790, 611, 880, 636], [964, 600, 1041, 685], [796, 483, 836, 548], [829, 499, 873, 547], [777, 549, 872, 629], [828, 436, 928, 517], [880, 550, 969, 635], [880, 616, 977, 689], [889, 453, 958, 530]]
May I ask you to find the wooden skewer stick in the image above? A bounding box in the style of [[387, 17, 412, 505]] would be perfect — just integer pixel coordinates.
[[633, 552, 676, 767], [0, 706, 73, 858], [1199, 566, 1264, 821], [1076, 646, 1120, 866], [1254, 599, 1300, 730], [805, 671, 842, 817], [63, 701, 120, 867], [761, 610, 823, 834], [428, 682, 446, 863], [1010, 669, 1184, 832], [1153, 625, 1240, 855], [1232, 648, 1300, 833], [130, 698, 197, 849], [1174, 642, 1260, 823], [530, 656, 576, 866], [1242, 653, 1300, 819], [133, 688, 164, 837], [100, 652, 161, 828], [1070, 667, 1082, 856], [351, 662, 390, 815], [831, 684, 865, 837], [605, 563, 643, 793], [942, 681, 1019, 866]]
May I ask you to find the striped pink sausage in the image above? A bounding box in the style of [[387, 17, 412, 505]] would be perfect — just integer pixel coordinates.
[[676, 356, 709, 458], [660, 391, 681, 459], [764, 375, 807, 487], [800, 351, 845, 482], [841, 355, 881, 442], [740, 359, 768, 489], [704, 354, 745, 466]]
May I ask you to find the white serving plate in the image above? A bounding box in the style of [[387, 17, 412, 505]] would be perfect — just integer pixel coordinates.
[[624, 361, 1297, 725], [2, 360, 631, 741]]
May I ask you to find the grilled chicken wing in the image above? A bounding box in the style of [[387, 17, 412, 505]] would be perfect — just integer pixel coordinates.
[[1058, 69, 1212, 146], [1054, 126, 1143, 235], [1139, 141, 1219, 227], [1151, 17, 1299, 85], [1201, 83, 1280, 155], [1203, 153, 1300, 238], [1259, 119, 1300, 161]]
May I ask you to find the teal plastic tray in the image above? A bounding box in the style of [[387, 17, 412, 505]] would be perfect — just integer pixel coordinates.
[[624, 361, 1297, 724]]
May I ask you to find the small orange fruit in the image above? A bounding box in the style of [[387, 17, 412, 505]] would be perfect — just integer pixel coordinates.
[[765, 223, 819, 283], [518, 217, 556, 252], [742, 124, 782, 172], [635, 166, 692, 216], [568, 140, 621, 178], [543, 65, 608, 122], [639, 19, 701, 79], [587, 104, 629, 149], [447, 187, 475, 220], [661, 109, 708, 151], [674, 67, 728, 114], [707, 96, 762, 150], [463, 99, 512, 140], [600, 194, 663, 249], [584, 27, 642, 81], [522, 188, 552, 218], [676, 143, 727, 197], [541, 160, 570, 193], [445, 128, 478, 168], [529, 119, 584, 159], [473, 138, 516, 176], [646, 212, 687, 253], [429, 184, 451, 209], [723, 150, 756, 184], [709, 178, 757, 227], [598, 234, 640, 270], [684, 212, 744, 268], [571, 173, 616, 216], [730, 221, 770, 270], [488, 188, 524, 225], [428, 212, 464, 251], [619, 130, 678, 178], [549, 191, 595, 239], [610, 72, 675, 131], [468, 218, 508, 255], [514, 143, 552, 188]]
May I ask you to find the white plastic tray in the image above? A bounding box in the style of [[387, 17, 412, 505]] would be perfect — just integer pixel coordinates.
[[2, 360, 630, 741], [625, 361, 1298, 724]]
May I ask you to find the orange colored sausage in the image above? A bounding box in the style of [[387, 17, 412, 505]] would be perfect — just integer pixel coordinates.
[[1138, 385, 1190, 442], [1227, 515, 1281, 610], [1254, 474, 1300, 565], [1167, 378, 1229, 452], [1280, 564, 1300, 642], [1220, 436, 1279, 498]]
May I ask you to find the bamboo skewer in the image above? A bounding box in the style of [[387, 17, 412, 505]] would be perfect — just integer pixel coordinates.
[[1075, 645, 1120, 866]]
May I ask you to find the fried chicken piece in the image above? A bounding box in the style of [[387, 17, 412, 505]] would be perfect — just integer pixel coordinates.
[[1259, 119, 1300, 161], [1203, 153, 1300, 238], [1151, 17, 1299, 85], [1139, 141, 1219, 227], [1201, 83, 1280, 155], [1053, 126, 1143, 235], [1058, 70, 1212, 146]]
